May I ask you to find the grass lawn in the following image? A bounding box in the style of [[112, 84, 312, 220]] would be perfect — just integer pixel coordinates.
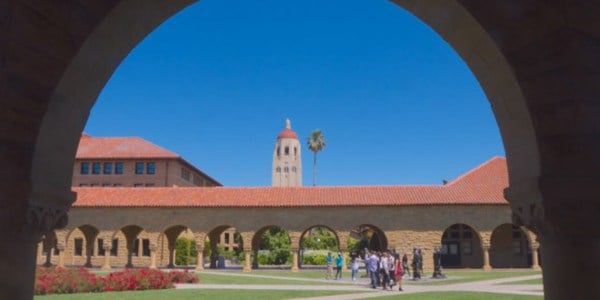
[[407, 270, 542, 286], [34, 289, 356, 300], [374, 291, 543, 299], [198, 272, 336, 285], [501, 278, 544, 285]]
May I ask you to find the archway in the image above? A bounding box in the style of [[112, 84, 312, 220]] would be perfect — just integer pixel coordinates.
[[299, 225, 339, 268], [64, 225, 100, 268], [205, 225, 243, 269], [1, 1, 598, 299], [113, 225, 145, 268], [352, 224, 388, 252], [490, 223, 532, 268], [440, 223, 483, 268], [252, 226, 291, 269]]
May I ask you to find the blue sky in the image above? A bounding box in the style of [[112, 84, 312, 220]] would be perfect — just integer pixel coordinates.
[[84, 0, 504, 186]]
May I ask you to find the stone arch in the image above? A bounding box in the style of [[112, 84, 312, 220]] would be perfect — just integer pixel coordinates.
[[490, 223, 532, 268], [251, 225, 291, 269], [112, 225, 145, 268], [63, 224, 101, 267], [440, 223, 483, 268], [204, 225, 242, 269], [353, 224, 388, 252], [298, 225, 340, 268], [1, 1, 598, 298]]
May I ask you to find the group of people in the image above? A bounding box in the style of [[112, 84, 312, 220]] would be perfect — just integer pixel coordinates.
[[323, 247, 431, 292], [362, 249, 404, 291]]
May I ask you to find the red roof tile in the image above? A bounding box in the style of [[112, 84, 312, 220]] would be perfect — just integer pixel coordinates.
[[72, 157, 509, 208], [277, 128, 298, 140], [76, 134, 179, 159]]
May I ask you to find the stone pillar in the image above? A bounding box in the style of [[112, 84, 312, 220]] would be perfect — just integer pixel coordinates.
[[196, 244, 204, 271], [167, 246, 175, 268], [530, 243, 541, 271], [101, 244, 112, 271], [291, 249, 299, 272], [337, 231, 350, 271], [149, 244, 157, 269], [43, 248, 53, 267], [482, 245, 491, 271], [243, 250, 252, 272], [56, 244, 66, 268]]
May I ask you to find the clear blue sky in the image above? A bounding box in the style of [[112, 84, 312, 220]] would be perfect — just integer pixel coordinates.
[[84, 0, 504, 187]]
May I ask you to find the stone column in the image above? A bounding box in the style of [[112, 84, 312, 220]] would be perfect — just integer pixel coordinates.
[[337, 231, 350, 271], [56, 244, 66, 268], [291, 248, 299, 272], [101, 244, 112, 271], [243, 250, 252, 272], [196, 244, 204, 271], [149, 244, 157, 269], [482, 245, 491, 271], [530, 245, 541, 270], [167, 246, 175, 268]]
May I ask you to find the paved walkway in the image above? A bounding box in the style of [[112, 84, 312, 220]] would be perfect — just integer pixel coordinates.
[[175, 271, 544, 299]]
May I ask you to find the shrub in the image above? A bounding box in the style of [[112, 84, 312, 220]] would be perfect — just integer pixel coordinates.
[[34, 267, 197, 295], [175, 238, 197, 266]]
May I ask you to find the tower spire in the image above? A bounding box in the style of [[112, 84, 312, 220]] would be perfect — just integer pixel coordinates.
[[285, 118, 291, 129]]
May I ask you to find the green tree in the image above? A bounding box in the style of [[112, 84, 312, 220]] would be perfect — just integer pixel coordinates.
[[306, 129, 326, 186]]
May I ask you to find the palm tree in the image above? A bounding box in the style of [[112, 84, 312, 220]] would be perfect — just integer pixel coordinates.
[[306, 129, 326, 186]]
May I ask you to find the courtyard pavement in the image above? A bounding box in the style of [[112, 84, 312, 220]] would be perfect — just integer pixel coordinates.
[[175, 270, 544, 299]]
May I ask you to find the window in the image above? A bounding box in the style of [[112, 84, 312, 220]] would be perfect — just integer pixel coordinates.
[[80, 162, 90, 174], [92, 162, 101, 174], [115, 162, 123, 174], [145, 183, 155, 187], [513, 240, 522, 254], [193, 175, 204, 186], [450, 231, 460, 239], [110, 239, 118, 256], [276, 167, 281, 173], [292, 167, 297, 173], [103, 162, 112, 174], [294, 147, 297, 156], [132, 239, 140, 257], [146, 162, 155, 174], [135, 162, 144, 174], [102, 183, 111, 187], [113, 183, 122, 187], [74, 238, 83, 256], [284, 146, 289, 155], [97, 239, 105, 256], [90, 183, 100, 187], [133, 183, 144, 187], [463, 230, 472, 239], [181, 168, 190, 180], [224, 233, 230, 244], [53, 245, 59, 255], [142, 239, 150, 257], [79, 183, 89, 187], [462, 240, 473, 255], [277, 146, 280, 156], [284, 167, 289, 173]]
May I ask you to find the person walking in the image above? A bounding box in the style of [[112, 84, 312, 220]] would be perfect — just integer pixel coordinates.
[[393, 253, 404, 291], [380, 251, 391, 290], [402, 254, 410, 279], [351, 253, 360, 282], [368, 251, 379, 288], [335, 252, 344, 280], [325, 252, 333, 280]]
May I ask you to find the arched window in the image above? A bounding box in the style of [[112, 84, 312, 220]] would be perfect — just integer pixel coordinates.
[[294, 147, 297, 156], [292, 167, 297, 172], [285, 146, 290, 155], [277, 146, 280, 156], [284, 167, 289, 173], [276, 167, 281, 173]]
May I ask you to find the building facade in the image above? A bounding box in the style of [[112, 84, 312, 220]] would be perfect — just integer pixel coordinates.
[[72, 134, 221, 188], [272, 119, 302, 187]]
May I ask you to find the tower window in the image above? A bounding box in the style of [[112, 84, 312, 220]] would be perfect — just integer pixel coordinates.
[[284, 167, 289, 173], [277, 146, 280, 156], [285, 147, 289, 155], [292, 167, 297, 173], [276, 167, 281, 173], [294, 147, 297, 156]]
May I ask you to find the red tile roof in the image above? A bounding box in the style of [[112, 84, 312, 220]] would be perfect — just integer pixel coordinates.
[[72, 157, 509, 208], [76, 134, 179, 159], [277, 128, 298, 140]]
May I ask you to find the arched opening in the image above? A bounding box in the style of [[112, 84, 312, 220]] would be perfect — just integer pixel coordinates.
[[205, 225, 243, 269], [299, 225, 339, 269], [252, 226, 291, 269], [351, 224, 388, 252], [490, 223, 532, 268], [65, 225, 100, 267], [440, 223, 482, 268], [113, 225, 145, 268]]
